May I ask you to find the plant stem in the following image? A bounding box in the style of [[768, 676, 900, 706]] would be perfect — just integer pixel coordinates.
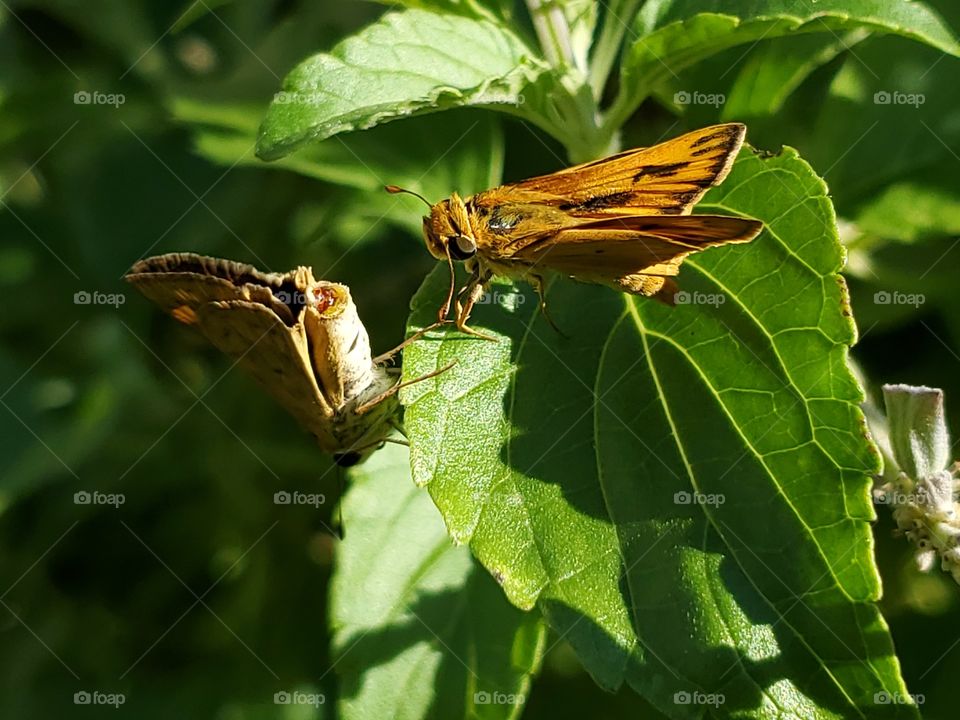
[[525, 0, 575, 69], [589, 0, 645, 100]]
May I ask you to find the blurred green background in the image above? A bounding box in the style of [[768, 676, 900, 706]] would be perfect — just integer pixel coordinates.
[[1, 0, 959, 717]]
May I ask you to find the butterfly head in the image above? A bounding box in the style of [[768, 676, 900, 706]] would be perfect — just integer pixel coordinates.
[[423, 192, 478, 263], [384, 185, 477, 264]]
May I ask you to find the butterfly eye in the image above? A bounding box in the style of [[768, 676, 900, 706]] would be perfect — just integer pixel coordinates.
[[448, 234, 477, 260]]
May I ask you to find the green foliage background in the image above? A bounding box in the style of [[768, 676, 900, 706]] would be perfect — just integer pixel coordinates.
[[1, 0, 959, 718]]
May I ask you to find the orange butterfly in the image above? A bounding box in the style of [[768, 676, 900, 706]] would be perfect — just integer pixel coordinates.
[[390, 123, 763, 336]]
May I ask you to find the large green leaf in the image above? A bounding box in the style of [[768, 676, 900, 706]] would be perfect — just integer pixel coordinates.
[[333, 443, 546, 719], [256, 9, 553, 161], [610, 0, 959, 129], [400, 147, 917, 718]]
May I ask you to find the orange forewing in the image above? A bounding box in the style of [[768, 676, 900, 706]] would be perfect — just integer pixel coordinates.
[[477, 123, 747, 219], [464, 123, 762, 283], [415, 123, 763, 331]]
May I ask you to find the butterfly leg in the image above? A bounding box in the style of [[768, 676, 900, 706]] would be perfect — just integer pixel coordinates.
[[530, 274, 567, 337], [454, 273, 498, 341], [372, 320, 448, 366], [355, 361, 457, 415]]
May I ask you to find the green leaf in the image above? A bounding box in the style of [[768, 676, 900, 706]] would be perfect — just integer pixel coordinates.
[[720, 31, 870, 119], [796, 36, 960, 237], [854, 171, 960, 243], [333, 443, 546, 719], [256, 9, 552, 161], [400, 148, 917, 717], [644, 27, 868, 127], [611, 0, 960, 130]]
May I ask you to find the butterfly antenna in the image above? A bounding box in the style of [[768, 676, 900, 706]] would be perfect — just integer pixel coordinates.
[[385, 185, 432, 208]]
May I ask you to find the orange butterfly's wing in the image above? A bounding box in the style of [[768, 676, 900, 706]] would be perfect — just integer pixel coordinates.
[[477, 123, 748, 219], [511, 215, 763, 298]]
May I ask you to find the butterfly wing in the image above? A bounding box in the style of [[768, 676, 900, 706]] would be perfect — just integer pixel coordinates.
[[466, 123, 757, 272], [126, 253, 299, 323], [197, 300, 340, 452], [511, 215, 763, 299], [477, 123, 748, 220]]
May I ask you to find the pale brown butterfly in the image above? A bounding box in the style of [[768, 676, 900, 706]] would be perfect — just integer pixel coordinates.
[[126, 253, 444, 465]]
